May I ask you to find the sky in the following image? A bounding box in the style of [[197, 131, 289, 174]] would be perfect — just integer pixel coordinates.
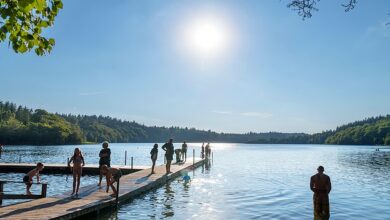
[[1, 0, 390, 134]]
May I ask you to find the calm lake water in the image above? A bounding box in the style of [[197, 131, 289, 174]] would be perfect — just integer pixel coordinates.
[[1, 143, 390, 219]]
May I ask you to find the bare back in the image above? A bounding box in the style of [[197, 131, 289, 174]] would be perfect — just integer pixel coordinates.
[[310, 173, 331, 194], [26, 168, 39, 180]]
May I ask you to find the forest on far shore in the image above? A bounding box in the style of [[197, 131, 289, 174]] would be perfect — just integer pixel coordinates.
[[0, 101, 389, 146]]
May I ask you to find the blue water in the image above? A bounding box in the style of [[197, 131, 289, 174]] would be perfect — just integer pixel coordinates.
[[1, 143, 390, 219]]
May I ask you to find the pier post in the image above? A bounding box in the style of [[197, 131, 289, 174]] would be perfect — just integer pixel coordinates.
[[41, 183, 47, 198], [193, 149, 195, 167], [18, 155, 21, 163], [131, 157, 133, 169], [115, 179, 120, 209], [125, 151, 127, 166], [67, 157, 69, 165], [0, 181, 3, 205]]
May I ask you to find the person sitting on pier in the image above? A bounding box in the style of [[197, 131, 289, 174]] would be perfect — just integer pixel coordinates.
[[204, 143, 210, 159], [98, 141, 111, 187], [174, 148, 182, 163], [205, 143, 211, 158], [68, 148, 85, 196], [181, 141, 188, 161], [150, 144, 158, 174], [23, 162, 44, 195], [100, 165, 122, 196], [162, 138, 174, 174]]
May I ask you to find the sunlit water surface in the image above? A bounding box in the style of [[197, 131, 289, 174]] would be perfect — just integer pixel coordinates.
[[1, 143, 390, 219]]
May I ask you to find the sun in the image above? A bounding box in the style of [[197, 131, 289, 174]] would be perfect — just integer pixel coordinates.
[[184, 16, 230, 58]]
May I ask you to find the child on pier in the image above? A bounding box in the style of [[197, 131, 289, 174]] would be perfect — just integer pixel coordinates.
[[68, 148, 85, 196], [150, 144, 158, 174], [23, 162, 44, 195], [101, 165, 122, 196]]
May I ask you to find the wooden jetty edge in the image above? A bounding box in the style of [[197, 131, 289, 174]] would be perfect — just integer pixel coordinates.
[[0, 163, 148, 175], [0, 158, 205, 220]]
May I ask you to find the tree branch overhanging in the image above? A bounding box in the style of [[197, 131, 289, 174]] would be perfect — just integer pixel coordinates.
[[287, 0, 359, 19]]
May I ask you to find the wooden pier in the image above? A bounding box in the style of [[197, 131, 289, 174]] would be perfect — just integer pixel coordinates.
[[0, 158, 205, 220], [0, 163, 148, 175]]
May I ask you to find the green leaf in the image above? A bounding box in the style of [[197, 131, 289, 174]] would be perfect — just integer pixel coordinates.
[[48, 38, 55, 45], [35, 0, 47, 11], [1, 0, 63, 55], [17, 43, 28, 53], [39, 21, 49, 27]]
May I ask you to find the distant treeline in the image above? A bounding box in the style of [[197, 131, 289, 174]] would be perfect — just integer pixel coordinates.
[[1, 101, 389, 146], [249, 115, 390, 145], [0, 101, 300, 145]]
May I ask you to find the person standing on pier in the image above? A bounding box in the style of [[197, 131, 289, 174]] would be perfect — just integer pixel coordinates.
[[0, 144, 3, 159], [181, 141, 188, 161], [68, 148, 85, 196], [201, 143, 205, 159], [98, 141, 111, 187], [310, 166, 332, 220], [208, 143, 212, 158], [150, 144, 158, 174], [162, 138, 174, 174]]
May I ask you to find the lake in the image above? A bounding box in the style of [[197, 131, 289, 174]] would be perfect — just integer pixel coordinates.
[[1, 143, 389, 219]]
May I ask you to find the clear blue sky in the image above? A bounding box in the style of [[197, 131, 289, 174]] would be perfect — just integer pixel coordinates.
[[1, 0, 390, 134]]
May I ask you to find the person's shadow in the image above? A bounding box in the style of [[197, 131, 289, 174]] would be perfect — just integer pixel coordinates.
[[135, 174, 152, 184]]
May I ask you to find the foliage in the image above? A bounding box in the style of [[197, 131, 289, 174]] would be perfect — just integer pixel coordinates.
[[325, 115, 390, 145], [0, 0, 63, 55], [0, 101, 302, 145], [1, 100, 389, 146], [287, 0, 358, 19], [0, 101, 83, 145], [60, 113, 302, 144], [250, 115, 390, 146]]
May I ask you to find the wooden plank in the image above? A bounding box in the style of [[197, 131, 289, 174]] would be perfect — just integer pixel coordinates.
[[0, 158, 205, 220], [0, 194, 42, 200], [0, 163, 149, 175]]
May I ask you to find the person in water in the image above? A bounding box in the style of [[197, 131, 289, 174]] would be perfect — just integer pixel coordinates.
[[181, 141, 188, 161], [162, 138, 174, 174], [68, 147, 85, 196], [182, 171, 191, 183], [23, 162, 44, 195], [310, 166, 332, 220], [100, 165, 122, 195], [150, 144, 158, 174], [98, 141, 111, 187]]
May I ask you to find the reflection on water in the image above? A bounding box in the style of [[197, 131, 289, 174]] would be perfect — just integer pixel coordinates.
[[109, 144, 390, 220], [1, 144, 390, 219], [163, 183, 175, 218], [0, 173, 97, 206], [0, 143, 193, 166]]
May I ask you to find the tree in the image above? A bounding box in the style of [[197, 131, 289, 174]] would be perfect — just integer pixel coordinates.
[[287, 0, 358, 19], [0, 0, 63, 55]]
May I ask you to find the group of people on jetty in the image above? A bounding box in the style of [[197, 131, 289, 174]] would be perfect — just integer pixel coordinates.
[[18, 141, 332, 220], [21, 139, 210, 197]]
